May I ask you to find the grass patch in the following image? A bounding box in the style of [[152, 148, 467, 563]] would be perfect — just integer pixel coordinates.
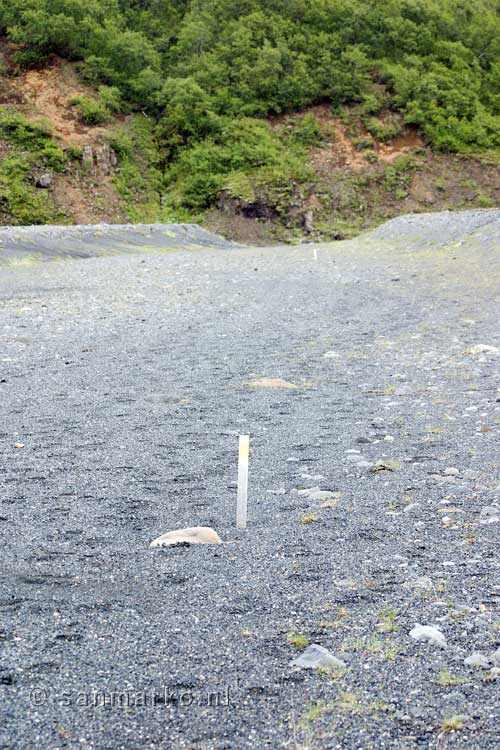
[[286, 632, 309, 649]]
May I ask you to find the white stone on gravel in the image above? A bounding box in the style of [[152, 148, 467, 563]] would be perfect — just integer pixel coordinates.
[[464, 653, 491, 668], [410, 624, 447, 648], [394, 385, 412, 396], [323, 350, 339, 359], [403, 576, 433, 591], [306, 489, 338, 502], [403, 503, 421, 513], [297, 486, 320, 495], [444, 467, 459, 476], [469, 344, 499, 355], [291, 644, 346, 670], [150, 526, 222, 547], [479, 506, 500, 524]]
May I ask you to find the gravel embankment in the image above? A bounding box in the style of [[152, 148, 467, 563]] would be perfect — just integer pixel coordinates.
[[0, 210, 499, 749]]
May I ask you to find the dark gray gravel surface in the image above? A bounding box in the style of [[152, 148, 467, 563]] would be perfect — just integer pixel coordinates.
[[1, 211, 499, 749]]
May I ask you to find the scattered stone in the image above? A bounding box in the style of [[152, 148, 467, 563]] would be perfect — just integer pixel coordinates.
[[394, 385, 412, 396], [369, 463, 395, 473], [409, 624, 447, 648], [150, 526, 222, 548], [444, 467, 459, 476], [469, 344, 499, 355], [291, 644, 346, 670], [304, 210, 314, 234], [479, 506, 500, 524], [464, 653, 490, 668], [441, 516, 456, 528], [403, 502, 421, 513], [320, 500, 338, 509], [298, 487, 338, 502], [403, 576, 433, 592], [245, 377, 298, 389], [384, 435, 395, 442], [356, 460, 374, 469], [442, 692, 466, 713]]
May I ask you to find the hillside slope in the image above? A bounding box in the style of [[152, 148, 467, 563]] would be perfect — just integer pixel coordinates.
[[1, 0, 499, 244]]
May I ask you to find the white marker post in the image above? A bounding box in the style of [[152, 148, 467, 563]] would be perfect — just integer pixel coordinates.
[[236, 435, 249, 529]]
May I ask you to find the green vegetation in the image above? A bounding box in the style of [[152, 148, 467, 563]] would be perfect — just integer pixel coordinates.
[[436, 669, 466, 687], [286, 631, 309, 649], [0, 1, 499, 225], [0, 109, 66, 224], [70, 95, 109, 125], [109, 115, 162, 221]]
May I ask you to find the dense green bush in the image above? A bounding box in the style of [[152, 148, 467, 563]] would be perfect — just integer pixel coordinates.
[[163, 116, 312, 212]]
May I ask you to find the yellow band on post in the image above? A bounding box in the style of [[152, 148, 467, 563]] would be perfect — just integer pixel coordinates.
[[239, 435, 249, 460]]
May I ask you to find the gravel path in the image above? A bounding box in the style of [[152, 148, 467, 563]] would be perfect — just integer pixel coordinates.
[[1, 210, 499, 749]]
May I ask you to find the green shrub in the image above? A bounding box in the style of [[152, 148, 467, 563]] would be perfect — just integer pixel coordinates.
[[287, 113, 323, 147], [365, 117, 402, 142], [476, 193, 495, 208], [110, 116, 162, 221], [353, 137, 374, 151], [392, 154, 417, 172], [97, 86, 124, 114], [70, 96, 109, 125], [65, 144, 84, 161], [163, 116, 312, 214], [361, 92, 387, 116], [0, 110, 66, 170]]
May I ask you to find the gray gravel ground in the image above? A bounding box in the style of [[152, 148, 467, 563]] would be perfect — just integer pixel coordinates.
[[0, 209, 499, 749]]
